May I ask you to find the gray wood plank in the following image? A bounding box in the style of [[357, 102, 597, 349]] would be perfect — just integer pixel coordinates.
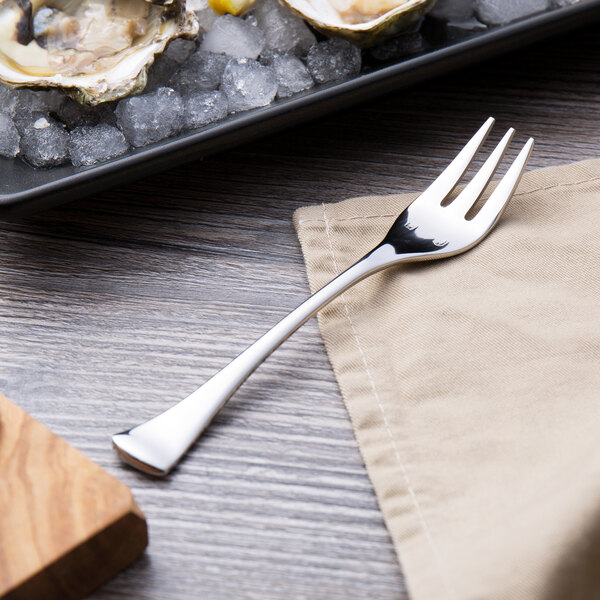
[[1, 25, 599, 600]]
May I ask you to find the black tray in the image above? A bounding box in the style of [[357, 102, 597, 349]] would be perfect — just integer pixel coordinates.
[[2, 1, 600, 218]]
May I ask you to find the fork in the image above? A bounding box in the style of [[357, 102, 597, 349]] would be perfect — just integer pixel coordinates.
[[113, 117, 534, 476]]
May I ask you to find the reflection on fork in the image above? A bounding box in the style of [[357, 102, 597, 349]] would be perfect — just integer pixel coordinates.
[[113, 117, 534, 476]]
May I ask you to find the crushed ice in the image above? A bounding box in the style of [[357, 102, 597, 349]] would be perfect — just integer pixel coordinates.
[[0, 0, 581, 169]]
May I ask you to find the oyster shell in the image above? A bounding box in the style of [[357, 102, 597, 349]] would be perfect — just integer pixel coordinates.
[[280, 0, 436, 46], [0, 0, 198, 103]]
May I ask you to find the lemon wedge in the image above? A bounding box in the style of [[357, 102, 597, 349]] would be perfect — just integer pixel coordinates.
[[207, 0, 255, 16]]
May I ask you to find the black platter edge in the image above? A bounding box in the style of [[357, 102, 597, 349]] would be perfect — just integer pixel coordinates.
[[1, 0, 600, 219]]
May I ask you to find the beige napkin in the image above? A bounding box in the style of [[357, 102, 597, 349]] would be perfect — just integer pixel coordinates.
[[294, 159, 600, 600]]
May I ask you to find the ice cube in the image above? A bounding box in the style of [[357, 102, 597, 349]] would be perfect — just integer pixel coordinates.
[[474, 0, 550, 25], [170, 51, 229, 94], [0, 84, 19, 118], [145, 55, 180, 92], [271, 54, 313, 98], [200, 15, 265, 59], [196, 6, 218, 31], [54, 99, 96, 130], [165, 38, 197, 64], [19, 115, 69, 167], [370, 32, 428, 61], [220, 58, 278, 112], [250, 0, 316, 56], [68, 124, 129, 167], [257, 48, 280, 65], [187, 0, 209, 10], [116, 87, 184, 147], [430, 0, 474, 21], [306, 39, 361, 84], [12, 88, 66, 120], [188, 0, 218, 31], [244, 13, 260, 28], [183, 90, 229, 128], [0, 112, 20, 158], [54, 98, 117, 130]]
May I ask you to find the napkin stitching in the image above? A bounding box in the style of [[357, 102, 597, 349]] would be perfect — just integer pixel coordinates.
[[511, 174, 600, 196], [321, 204, 455, 600], [298, 213, 397, 225], [297, 174, 600, 226]]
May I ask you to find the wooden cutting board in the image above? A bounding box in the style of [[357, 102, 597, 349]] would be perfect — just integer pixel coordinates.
[[0, 393, 148, 600]]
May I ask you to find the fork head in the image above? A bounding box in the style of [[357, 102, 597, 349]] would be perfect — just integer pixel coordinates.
[[380, 118, 534, 261]]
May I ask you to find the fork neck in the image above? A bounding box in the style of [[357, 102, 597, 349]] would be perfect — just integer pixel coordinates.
[[379, 211, 449, 255]]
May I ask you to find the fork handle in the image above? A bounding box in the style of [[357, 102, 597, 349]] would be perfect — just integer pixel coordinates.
[[112, 244, 397, 476]]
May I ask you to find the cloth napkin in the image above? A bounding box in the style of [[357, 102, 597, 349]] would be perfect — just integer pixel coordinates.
[[293, 159, 600, 600]]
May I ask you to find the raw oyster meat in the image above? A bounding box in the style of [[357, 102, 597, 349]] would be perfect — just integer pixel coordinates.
[[0, 0, 198, 103], [280, 0, 436, 46]]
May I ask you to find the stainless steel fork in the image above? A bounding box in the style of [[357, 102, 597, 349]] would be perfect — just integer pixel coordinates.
[[113, 117, 534, 476]]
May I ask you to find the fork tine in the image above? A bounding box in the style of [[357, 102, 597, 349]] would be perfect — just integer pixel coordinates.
[[472, 137, 535, 229], [417, 117, 495, 206], [449, 128, 515, 216]]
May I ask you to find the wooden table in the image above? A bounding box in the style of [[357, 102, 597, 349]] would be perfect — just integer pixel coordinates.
[[1, 24, 598, 600]]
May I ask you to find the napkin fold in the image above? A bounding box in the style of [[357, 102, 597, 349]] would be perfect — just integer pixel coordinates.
[[294, 159, 600, 600]]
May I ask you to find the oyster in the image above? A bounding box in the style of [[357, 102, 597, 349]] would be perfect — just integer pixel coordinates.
[[280, 0, 436, 46], [0, 0, 198, 104]]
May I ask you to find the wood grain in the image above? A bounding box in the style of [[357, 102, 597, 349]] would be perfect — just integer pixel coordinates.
[[0, 24, 599, 600], [0, 394, 147, 600]]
